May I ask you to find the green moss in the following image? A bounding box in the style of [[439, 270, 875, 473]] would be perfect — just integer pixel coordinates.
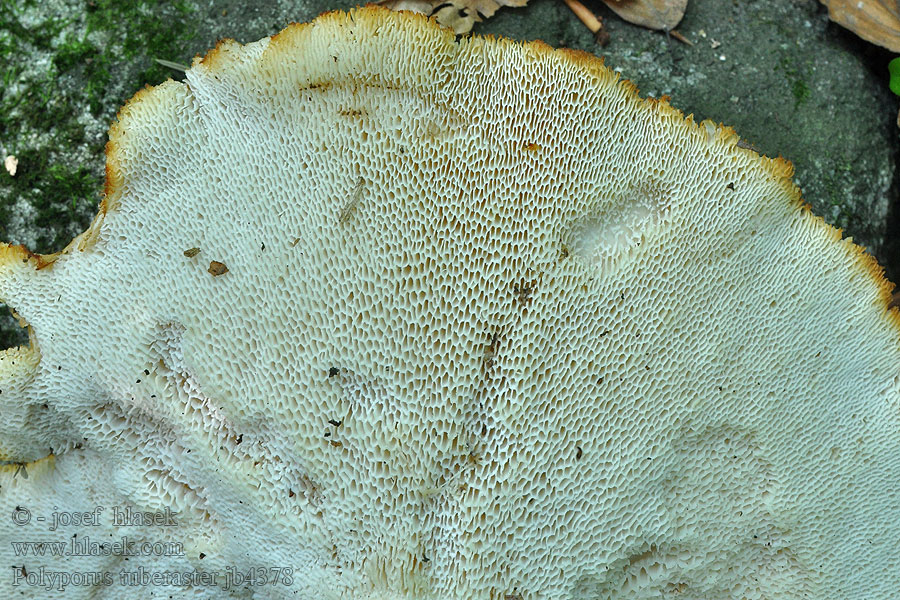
[[86, 0, 196, 85], [0, 1, 197, 349], [791, 78, 810, 106], [0, 0, 66, 50], [53, 34, 99, 72], [777, 55, 811, 109], [0, 0, 197, 251]]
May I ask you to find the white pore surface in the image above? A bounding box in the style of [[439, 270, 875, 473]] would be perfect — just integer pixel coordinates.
[[1, 8, 899, 600]]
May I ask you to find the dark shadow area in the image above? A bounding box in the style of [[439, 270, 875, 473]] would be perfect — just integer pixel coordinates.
[[0, 307, 28, 350]]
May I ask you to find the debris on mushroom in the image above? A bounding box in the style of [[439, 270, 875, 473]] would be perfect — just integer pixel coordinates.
[[819, 0, 900, 52], [338, 177, 365, 223], [0, 7, 898, 599], [207, 260, 228, 276]]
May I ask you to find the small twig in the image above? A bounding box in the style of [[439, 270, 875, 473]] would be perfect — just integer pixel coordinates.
[[668, 29, 693, 46], [155, 58, 189, 72], [560, 0, 610, 46], [338, 177, 365, 223]]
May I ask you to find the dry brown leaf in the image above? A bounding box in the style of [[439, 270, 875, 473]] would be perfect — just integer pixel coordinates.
[[377, 0, 528, 33], [599, 0, 687, 31], [819, 0, 900, 52]]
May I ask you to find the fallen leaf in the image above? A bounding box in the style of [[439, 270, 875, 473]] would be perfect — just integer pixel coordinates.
[[819, 0, 900, 52], [377, 0, 528, 33], [599, 0, 687, 31]]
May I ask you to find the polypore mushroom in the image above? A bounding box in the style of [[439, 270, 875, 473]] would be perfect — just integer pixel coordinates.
[[1, 7, 899, 599]]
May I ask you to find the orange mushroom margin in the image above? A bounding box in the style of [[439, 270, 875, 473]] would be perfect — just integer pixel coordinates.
[[0, 5, 897, 329]]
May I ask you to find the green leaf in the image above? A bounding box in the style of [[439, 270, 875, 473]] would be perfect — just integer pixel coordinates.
[[890, 57, 900, 96]]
